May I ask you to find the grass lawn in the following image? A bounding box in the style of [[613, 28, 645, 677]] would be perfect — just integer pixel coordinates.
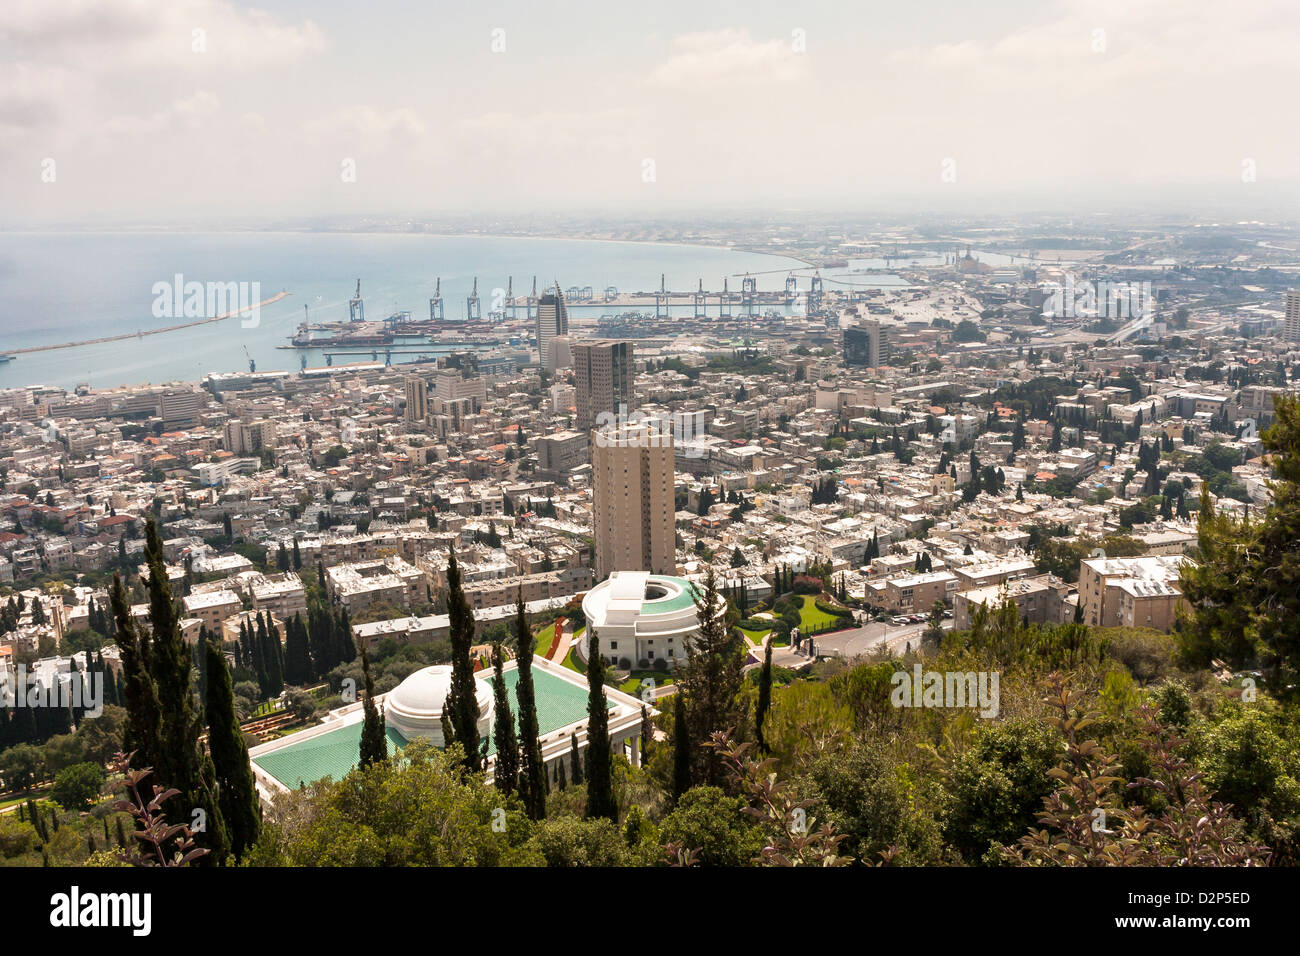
[[534, 622, 556, 657], [618, 671, 675, 695], [797, 595, 850, 634], [562, 645, 586, 675]]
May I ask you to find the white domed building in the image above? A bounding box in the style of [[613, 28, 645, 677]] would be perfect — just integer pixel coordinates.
[[383, 665, 493, 747], [249, 654, 654, 799], [582, 571, 725, 669]]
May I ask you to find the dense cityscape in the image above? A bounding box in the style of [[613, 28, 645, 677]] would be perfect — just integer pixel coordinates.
[[3, 0, 1297, 938], [1, 216, 1298, 876]]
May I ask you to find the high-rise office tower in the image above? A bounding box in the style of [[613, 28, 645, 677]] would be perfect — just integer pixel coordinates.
[[843, 318, 893, 367], [404, 375, 428, 424], [1286, 289, 1300, 343], [536, 283, 569, 368], [592, 421, 675, 580], [574, 339, 634, 431]]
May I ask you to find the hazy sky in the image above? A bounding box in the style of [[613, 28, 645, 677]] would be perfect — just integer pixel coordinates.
[[4, 0, 1299, 224]]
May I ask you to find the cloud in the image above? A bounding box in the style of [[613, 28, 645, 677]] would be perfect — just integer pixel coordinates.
[[649, 28, 807, 89], [101, 90, 221, 136], [0, 0, 326, 69], [303, 106, 428, 147]]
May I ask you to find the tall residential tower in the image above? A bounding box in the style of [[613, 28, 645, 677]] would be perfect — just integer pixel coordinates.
[[573, 339, 634, 432], [592, 421, 675, 580]]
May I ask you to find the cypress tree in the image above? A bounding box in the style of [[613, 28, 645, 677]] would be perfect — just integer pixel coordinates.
[[204, 634, 261, 860], [569, 732, 584, 786], [336, 607, 355, 664], [282, 613, 310, 686], [557, 758, 567, 790], [444, 547, 481, 771], [28, 799, 48, 843], [583, 628, 616, 822], [512, 590, 545, 819], [679, 565, 744, 788], [490, 643, 519, 795], [108, 574, 162, 773], [139, 518, 229, 865], [251, 615, 269, 694], [358, 640, 387, 770], [440, 710, 456, 750], [756, 637, 773, 754], [672, 692, 691, 800], [261, 614, 284, 695], [640, 704, 651, 759]]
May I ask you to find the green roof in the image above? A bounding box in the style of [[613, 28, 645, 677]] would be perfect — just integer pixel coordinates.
[[252, 664, 610, 790], [644, 577, 700, 613], [252, 723, 407, 792]]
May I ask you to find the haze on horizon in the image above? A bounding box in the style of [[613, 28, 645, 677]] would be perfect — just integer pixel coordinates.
[[3, 0, 1299, 226]]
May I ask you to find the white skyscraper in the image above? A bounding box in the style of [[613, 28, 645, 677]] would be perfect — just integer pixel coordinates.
[[536, 283, 569, 368]]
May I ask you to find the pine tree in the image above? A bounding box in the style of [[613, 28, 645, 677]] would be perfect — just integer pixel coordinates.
[[444, 547, 481, 770], [583, 628, 617, 822], [358, 640, 387, 770], [490, 643, 519, 795], [204, 634, 261, 860], [512, 590, 545, 819]]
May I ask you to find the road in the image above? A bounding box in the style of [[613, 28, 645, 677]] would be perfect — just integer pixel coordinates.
[[811, 618, 954, 659]]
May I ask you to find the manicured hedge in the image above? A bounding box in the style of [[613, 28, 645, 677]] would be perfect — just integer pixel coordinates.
[[815, 599, 853, 619]]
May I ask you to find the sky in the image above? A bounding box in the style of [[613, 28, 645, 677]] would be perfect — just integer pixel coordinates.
[[3, 0, 1299, 225]]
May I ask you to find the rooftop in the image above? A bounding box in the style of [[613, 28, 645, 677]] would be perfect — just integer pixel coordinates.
[[251, 661, 607, 791]]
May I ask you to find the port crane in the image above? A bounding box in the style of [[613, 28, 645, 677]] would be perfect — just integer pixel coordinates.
[[243, 346, 255, 374], [349, 280, 364, 322], [429, 278, 443, 321]]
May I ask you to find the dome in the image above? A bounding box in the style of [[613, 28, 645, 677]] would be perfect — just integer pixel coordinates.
[[384, 665, 493, 745]]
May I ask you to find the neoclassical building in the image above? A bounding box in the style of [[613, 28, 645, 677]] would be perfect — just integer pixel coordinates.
[[248, 657, 652, 800], [582, 571, 724, 669]]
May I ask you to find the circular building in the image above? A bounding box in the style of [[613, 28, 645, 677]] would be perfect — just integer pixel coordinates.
[[582, 571, 723, 669], [384, 664, 493, 746]]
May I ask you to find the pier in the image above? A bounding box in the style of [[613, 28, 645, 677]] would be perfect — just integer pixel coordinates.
[[6, 291, 292, 357]]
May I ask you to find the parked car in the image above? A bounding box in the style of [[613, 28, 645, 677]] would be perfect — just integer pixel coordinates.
[[891, 616, 909, 625]]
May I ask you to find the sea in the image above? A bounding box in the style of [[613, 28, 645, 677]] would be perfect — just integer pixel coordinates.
[[0, 231, 910, 391]]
